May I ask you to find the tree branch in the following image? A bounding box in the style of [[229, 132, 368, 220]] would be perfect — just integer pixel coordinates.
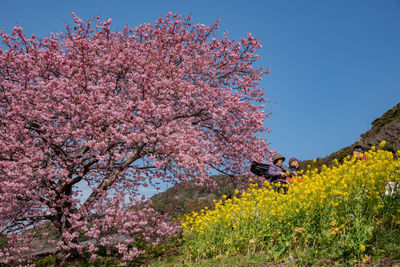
[[82, 144, 146, 208], [73, 146, 90, 159]]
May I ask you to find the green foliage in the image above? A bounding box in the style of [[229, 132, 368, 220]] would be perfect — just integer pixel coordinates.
[[183, 199, 215, 215], [149, 252, 290, 267], [0, 235, 8, 249], [33, 255, 119, 267], [150, 175, 238, 218], [33, 256, 56, 267]]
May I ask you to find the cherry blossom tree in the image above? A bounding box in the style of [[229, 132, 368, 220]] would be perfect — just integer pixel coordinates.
[[0, 13, 271, 264]]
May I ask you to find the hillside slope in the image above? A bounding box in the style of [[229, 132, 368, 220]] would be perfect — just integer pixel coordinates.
[[301, 102, 400, 169], [360, 103, 400, 151], [151, 102, 400, 217], [150, 175, 240, 218]]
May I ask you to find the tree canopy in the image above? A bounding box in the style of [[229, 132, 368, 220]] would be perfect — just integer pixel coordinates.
[[0, 13, 271, 264]]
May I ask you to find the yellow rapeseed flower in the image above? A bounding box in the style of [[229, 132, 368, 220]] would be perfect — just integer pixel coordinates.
[[180, 148, 400, 262], [379, 140, 386, 148]]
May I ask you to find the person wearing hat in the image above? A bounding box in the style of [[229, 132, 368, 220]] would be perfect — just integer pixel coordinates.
[[266, 153, 289, 193], [288, 157, 300, 176], [352, 145, 364, 156], [352, 145, 367, 161], [286, 157, 303, 183], [267, 153, 289, 183]]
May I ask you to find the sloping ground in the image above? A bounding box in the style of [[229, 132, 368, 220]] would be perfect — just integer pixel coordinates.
[[360, 103, 400, 152], [149, 253, 400, 266], [150, 175, 239, 218], [300, 102, 400, 170]]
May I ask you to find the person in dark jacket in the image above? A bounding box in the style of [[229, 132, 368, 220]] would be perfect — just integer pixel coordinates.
[[288, 157, 299, 176], [286, 157, 303, 183]]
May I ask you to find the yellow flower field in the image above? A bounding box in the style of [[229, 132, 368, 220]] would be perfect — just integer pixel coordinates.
[[181, 143, 400, 264]]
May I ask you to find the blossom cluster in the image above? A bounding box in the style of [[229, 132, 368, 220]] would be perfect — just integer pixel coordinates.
[[0, 13, 271, 264]]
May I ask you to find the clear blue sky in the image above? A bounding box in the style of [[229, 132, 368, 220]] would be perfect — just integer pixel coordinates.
[[2, 0, 400, 195]]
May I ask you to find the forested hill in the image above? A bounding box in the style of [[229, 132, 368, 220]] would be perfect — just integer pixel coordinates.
[[150, 102, 400, 217]]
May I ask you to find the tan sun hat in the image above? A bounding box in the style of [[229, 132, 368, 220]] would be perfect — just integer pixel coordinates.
[[272, 153, 285, 164]]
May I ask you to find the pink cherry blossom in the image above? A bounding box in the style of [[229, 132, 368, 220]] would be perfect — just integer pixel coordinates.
[[0, 13, 272, 264]]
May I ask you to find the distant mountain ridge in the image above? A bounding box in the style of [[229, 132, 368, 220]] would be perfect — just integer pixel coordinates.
[[151, 103, 400, 217]]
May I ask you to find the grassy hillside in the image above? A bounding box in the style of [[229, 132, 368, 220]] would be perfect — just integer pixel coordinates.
[[176, 146, 400, 266]]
